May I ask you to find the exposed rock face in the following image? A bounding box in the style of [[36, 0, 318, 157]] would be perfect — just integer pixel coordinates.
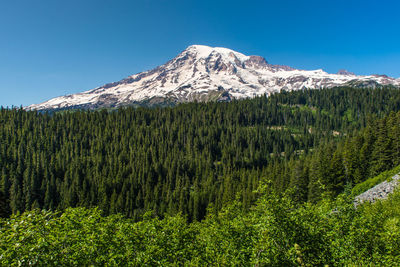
[[27, 45, 400, 111], [337, 69, 355, 76], [245, 56, 269, 68], [354, 174, 400, 206]]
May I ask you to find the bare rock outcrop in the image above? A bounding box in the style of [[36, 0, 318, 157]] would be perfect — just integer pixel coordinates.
[[354, 174, 400, 206]]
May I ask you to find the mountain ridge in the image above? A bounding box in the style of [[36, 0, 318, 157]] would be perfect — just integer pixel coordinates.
[[27, 45, 400, 110]]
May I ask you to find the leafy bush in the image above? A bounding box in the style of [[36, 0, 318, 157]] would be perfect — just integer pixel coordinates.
[[2, 189, 400, 266]]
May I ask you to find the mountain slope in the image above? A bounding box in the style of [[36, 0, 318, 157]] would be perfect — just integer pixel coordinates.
[[28, 45, 400, 110]]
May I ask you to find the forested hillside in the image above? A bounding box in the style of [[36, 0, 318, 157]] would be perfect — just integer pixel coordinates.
[[1, 86, 400, 221], [268, 110, 400, 203]]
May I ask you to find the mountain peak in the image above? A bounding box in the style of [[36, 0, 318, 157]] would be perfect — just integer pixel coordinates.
[[186, 44, 241, 55], [184, 45, 250, 62], [27, 46, 400, 111]]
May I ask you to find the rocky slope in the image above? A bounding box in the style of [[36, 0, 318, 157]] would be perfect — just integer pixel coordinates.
[[28, 45, 400, 110], [354, 174, 400, 206]]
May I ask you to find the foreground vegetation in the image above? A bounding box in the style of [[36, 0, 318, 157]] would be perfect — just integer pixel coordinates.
[[1, 187, 400, 266]]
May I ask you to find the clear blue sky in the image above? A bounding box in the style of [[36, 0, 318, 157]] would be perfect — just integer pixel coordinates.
[[1, 0, 399, 107]]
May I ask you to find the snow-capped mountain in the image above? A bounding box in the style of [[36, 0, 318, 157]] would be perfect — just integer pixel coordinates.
[[28, 45, 400, 110]]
